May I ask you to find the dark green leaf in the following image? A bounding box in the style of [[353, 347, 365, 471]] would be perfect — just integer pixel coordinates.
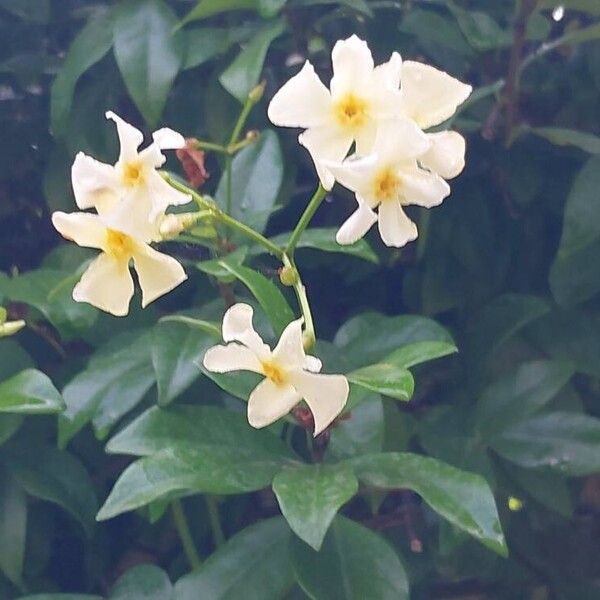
[[18, 596, 102, 600], [50, 9, 114, 135], [381, 340, 458, 369], [445, 1, 512, 50], [0, 415, 22, 446], [0, 466, 26, 585], [0, 369, 64, 414], [109, 565, 172, 600], [196, 247, 248, 278], [490, 412, 600, 476], [174, 517, 293, 600], [219, 20, 285, 102], [475, 360, 574, 437], [349, 453, 507, 555], [215, 130, 284, 235], [0, 0, 49, 22], [181, 0, 257, 26], [347, 364, 414, 401], [273, 463, 358, 550], [526, 127, 600, 154], [113, 0, 184, 127], [291, 516, 409, 600], [183, 27, 237, 70]]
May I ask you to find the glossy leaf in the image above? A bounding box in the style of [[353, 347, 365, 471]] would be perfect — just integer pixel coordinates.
[[445, 1, 512, 50], [0, 415, 22, 446], [349, 453, 507, 555], [379, 340, 458, 369], [113, 0, 184, 127], [0, 467, 26, 585], [0, 368, 64, 414], [291, 516, 409, 600], [273, 463, 358, 550], [181, 0, 285, 27], [527, 127, 600, 154], [109, 565, 172, 600], [347, 364, 414, 401]]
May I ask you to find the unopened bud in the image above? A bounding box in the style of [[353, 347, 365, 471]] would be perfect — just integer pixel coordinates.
[[279, 266, 298, 287], [248, 80, 266, 103], [0, 319, 25, 338], [245, 129, 259, 143], [508, 496, 523, 512], [159, 213, 199, 239]]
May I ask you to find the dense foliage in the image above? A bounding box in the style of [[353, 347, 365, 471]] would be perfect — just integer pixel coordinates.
[[1, 0, 600, 598]]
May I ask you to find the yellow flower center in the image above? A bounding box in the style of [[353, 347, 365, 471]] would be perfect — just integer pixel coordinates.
[[334, 93, 368, 129], [122, 161, 144, 187], [261, 360, 287, 386], [373, 167, 401, 202], [105, 229, 135, 261]]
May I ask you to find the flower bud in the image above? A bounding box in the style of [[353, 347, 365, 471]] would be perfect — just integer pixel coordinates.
[[279, 266, 298, 287], [248, 80, 266, 104], [159, 213, 200, 239], [0, 319, 25, 338]]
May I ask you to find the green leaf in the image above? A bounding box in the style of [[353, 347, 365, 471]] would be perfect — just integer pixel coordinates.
[[273, 464, 358, 550], [538, 0, 600, 15], [347, 364, 414, 402], [291, 516, 409, 600], [181, 0, 285, 27], [550, 156, 600, 306], [349, 453, 507, 556], [445, 1, 512, 50], [113, 0, 184, 127], [526, 127, 600, 154], [109, 565, 172, 600], [196, 247, 248, 278], [290, 0, 372, 16], [0, 466, 27, 585], [18, 596, 102, 600], [335, 312, 454, 371], [0, 369, 64, 415], [59, 329, 155, 446], [0, 0, 49, 22], [0, 415, 23, 446], [200, 367, 262, 402], [106, 405, 293, 459], [475, 360, 574, 437], [381, 340, 458, 369], [98, 445, 295, 520], [215, 260, 295, 335], [219, 20, 285, 102], [151, 319, 218, 406], [215, 130, 284, 235], [184, 27, 233, 70], [50, 9, 114, 135], [257, 228, 379, 263], [174, 517, 293, 599], [490, 412, 600, 476]]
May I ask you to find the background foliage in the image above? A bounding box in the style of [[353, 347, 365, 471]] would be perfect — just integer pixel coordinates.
[[1, 0, 600, 598]]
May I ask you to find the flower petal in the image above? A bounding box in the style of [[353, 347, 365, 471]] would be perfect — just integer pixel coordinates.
[[52, 211, 107, 250], [372, 51, 402, 91], [336, 200, 378, 245], [203, 343, 263, 374], [247, 378, 301, 429], [354, 120, 378, 156], [222, 303, 271, 360], [152, 127, 185, 150], [72, 253, 134, 317], [421, 131, 466, 179], [324, 154, 379, 197], [372, 118, 430, 164], [146, 171, 192, 220], [400, 61, 472, 129], [71, 152, 120, 214], [330, 35, 374, 98], [377, 200, 418, 247], [299, 127, 354, 190], [287, 370, 349, 436], [401, 168, 450, 207], [106, 111, 144, 162], [370, 52, 404, 119], [132, 243, 187, 308], [267, 61, 331, 128], [272, 317, 320, 373], [304, 355, 322, 373]]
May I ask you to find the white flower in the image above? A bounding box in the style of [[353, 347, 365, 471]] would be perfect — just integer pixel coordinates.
[[327, 120, 450, 248], [399, 61, 472, 179], [71, 111, 192, 240], [203, 303, 348, 435], [51, 211, 187, 316], [268, 35, 403, 190]]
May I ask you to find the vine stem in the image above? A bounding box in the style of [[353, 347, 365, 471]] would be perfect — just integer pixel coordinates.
[[205, 496, 226, 548], [171, 500, 202, 570], [286, 184, 327, 256]]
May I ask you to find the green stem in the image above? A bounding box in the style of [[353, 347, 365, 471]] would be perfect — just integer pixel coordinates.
[[229, 95, 256, 147], [171, 500, 202, 570], [284, 255, 316, 350], [205, 496, 226, 548], [286, 185, 327, 256], [225, 155, 233, 214], [218, 210, 284, 258], [192, 139, 228, 154]]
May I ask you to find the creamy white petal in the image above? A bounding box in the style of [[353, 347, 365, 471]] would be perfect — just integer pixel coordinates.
[[325, 154, 379, 197], [52, 211, 108, 250], [372, 51, 402, 91], [378, 200, 418, 247], [132, 244, 187, 308], [267, 61, 331, 128], [102, 190, 160, 242], [72, 253, 134, 317], [354, 120, 378, 156], [304, 355, 323, 373], [106, 111, 144, 162], [370, 52, 404, 119], [336, 200, 378, 245], [287, 370, 349, 436], [330, 35, 374, 98], [372, 119, 430, 164], [400, 61, 472, 129], [273, 317, 306, 368], [71, 152, 121, 214], [203, 343, 263, 374], [247, 379, 301, 429], [152, 127, 185, 150], [401, 168, 451, 208], [222, 303, 271, 360], [146, 171, 193, 219], [299, 127, 354, 190], [421, 131, 466, 179], [138, 142, 167, 170]]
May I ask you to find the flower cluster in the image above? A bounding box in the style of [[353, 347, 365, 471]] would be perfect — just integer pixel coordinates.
[[268, 35, 472, 248], [52, 112, 190, 316]]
